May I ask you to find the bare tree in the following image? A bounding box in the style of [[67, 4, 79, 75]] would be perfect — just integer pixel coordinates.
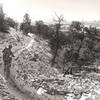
[[51, 13, 64, 67]]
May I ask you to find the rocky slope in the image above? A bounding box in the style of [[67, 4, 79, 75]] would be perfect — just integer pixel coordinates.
[[0, 28, 100, 100]]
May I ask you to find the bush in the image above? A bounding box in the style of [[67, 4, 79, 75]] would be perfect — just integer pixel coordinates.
[[6, 17, 18, 29], [20, 13, 31, 35], [0, 6, 9, 33]]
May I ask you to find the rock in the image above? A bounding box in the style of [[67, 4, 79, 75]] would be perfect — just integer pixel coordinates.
[[37, 88, 47, 95]]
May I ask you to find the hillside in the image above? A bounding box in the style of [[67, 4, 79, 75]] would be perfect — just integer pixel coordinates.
[[0, 28, 100, 100]]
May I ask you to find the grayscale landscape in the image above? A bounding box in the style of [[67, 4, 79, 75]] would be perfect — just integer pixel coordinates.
[[0, 0, 100, 100]]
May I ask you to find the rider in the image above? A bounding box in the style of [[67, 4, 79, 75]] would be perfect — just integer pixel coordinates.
[[2, 45, 15, 78]]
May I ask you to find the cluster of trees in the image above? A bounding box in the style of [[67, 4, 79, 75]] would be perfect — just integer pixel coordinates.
[[20, 13, 100, 74], [62, 22, 98, 74], [20, 13, 50, 38], [6, 17, 18, 30], [49, 20, 100, 74], [0, 6, 18, 33]]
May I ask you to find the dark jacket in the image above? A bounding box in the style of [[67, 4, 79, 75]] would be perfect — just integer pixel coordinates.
[[2, 47, 14, 62]]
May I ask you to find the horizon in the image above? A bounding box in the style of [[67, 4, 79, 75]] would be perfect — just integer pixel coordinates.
[[0, 0, 100, 23]]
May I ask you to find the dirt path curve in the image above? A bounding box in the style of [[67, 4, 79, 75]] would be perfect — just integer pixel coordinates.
[[0, 68, 32, 100]]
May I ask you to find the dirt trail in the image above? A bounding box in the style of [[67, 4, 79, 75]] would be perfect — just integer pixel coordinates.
[[0, 56, 35, 100], [0, 64, 27, 100]]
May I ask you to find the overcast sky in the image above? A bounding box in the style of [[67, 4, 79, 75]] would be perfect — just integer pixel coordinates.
[[0, 0, 100, 22]]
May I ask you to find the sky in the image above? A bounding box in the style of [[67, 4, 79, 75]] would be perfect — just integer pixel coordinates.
[[0, 0, 100, 22]]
